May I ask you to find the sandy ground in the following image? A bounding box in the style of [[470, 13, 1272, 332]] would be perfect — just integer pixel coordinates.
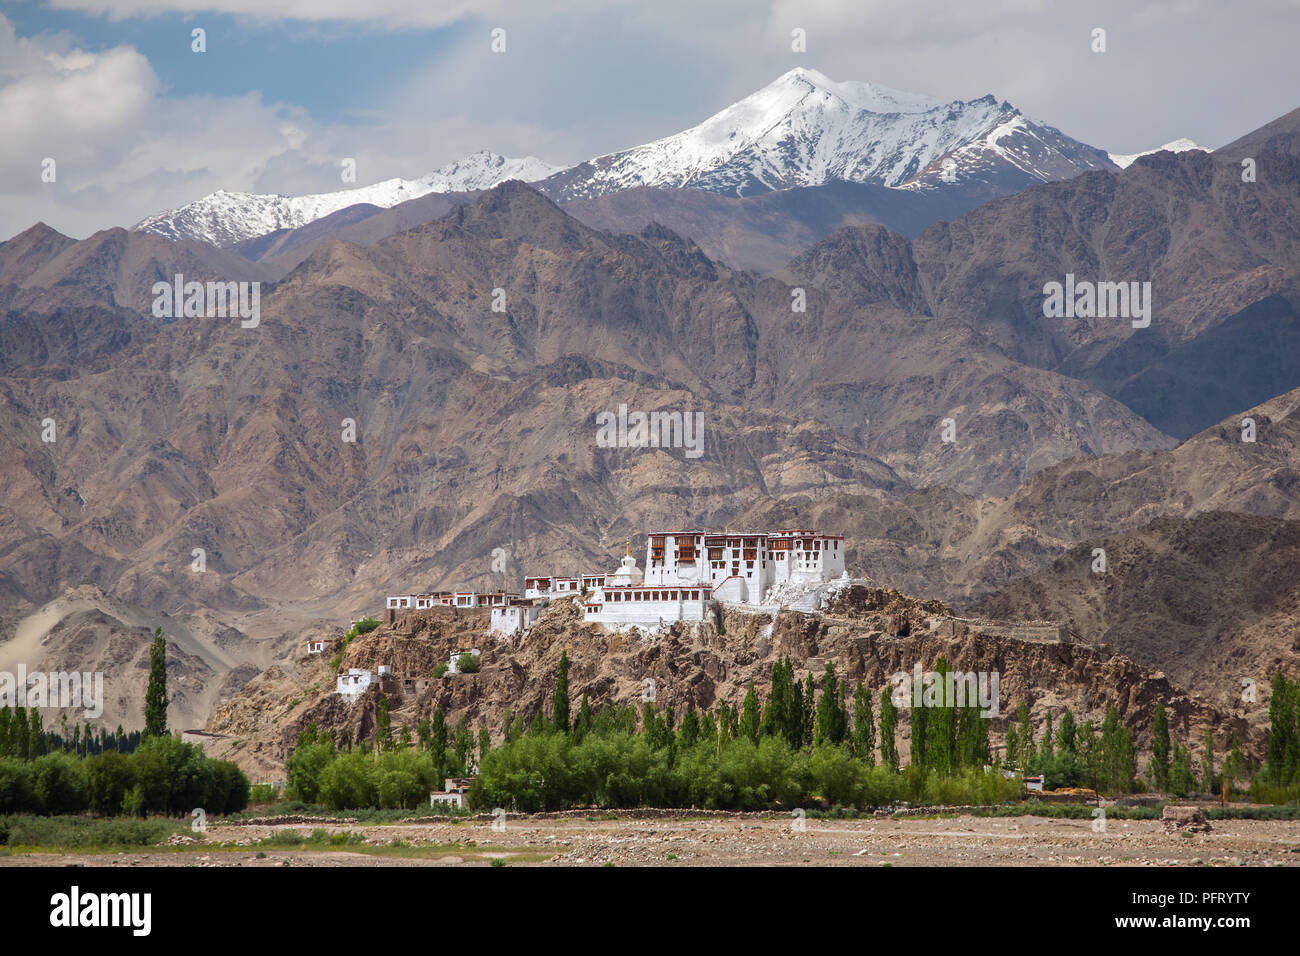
[[5, 814, 1300, 866]]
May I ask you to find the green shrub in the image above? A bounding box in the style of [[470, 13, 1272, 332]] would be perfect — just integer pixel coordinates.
[[0, 814, 183, 848], [0, 760, 37, 814]]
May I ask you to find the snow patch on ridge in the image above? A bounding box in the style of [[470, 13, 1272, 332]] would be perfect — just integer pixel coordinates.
[[1109, 138, 1210, 169], [132, 151, 569, 248]]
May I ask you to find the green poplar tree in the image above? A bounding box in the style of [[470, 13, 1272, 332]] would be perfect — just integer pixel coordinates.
[[879, 687, 899, 772], [852, 681, 875, 765], [813, 662, 847, 747], [761, 658, 788, 739], [1016, 700, 1034, 771], [28, 708, 44, 758], [1265, 672, 1298, 784], [1056, 709, 1077, 755], [574, 694, 593, 742], [553, 651, 571, 733], [375, 698, 394, 750], [739, 683, 761, 745], [911, 690, 929, 770], [1169, 744, 1193, 796], [678, 703, 700, 748], [924, 657, 956, 775], [789, 674, 806, 748], [1201, 728, 1217, 793], [802, 673, 816, 746], [14, 707, 29, 760], [430, 707, 449, 778], [1151, 701, 1171, 791], [144, 626, 169, 738]]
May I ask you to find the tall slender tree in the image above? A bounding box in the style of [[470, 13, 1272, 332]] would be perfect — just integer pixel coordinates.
[[802, 673, 816, 745], [852, 681, 875, 765], [144, 626, 169, 737], [1151, 701, 1171, 791], [879, 687, 899, 772], [738, 683, 761, 745], [814, 662, 847, 747], [553, 651, 571, 733]]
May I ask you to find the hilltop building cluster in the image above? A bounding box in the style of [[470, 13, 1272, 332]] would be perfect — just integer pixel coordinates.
[[383, 529, 846, 634]]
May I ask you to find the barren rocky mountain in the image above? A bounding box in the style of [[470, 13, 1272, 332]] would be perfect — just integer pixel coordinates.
[[968, 512, 1300, 723], [238, 179, 984, 278], [0, 180, 1169, 643], [786, 147, 1300, 438]]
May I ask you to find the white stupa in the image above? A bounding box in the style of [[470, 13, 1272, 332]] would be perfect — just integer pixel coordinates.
[[606, 541, 644, 588]]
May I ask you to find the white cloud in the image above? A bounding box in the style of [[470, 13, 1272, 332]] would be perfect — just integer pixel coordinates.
[[0, 15, 398, 238]]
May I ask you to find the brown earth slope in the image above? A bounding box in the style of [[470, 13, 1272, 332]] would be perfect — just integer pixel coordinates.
[[969, 512, 1300, 721]]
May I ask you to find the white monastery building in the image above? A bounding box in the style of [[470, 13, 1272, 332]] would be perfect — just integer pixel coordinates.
[[581, 529, 844, 627], [382, 528, 845, 633]]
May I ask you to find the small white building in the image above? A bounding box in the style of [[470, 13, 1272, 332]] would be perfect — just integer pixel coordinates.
[[336, 668, 375, 698], [430, 777, 474, 809], [447, 648, 482, 675], [491, 604, 541, 637], [524, 576, 553, 600], [306, 638, 329, 655]]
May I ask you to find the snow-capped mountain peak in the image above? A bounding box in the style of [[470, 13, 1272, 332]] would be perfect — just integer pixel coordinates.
[[133, 151, 569, 247], [1108, 138, 1211, 169], [538, 68, 1114, 200], [132, 71, 1118, 248]]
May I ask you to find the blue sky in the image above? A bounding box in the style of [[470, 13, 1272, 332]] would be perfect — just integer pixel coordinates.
[[4, 0, 1299, 240], [6, 2, 464, 118]]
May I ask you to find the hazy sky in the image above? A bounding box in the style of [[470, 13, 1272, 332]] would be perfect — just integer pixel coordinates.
[[5, 0, 1299, 239]]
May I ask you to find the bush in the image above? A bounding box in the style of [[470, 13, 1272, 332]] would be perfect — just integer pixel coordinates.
[[319, 751, 379, 810], [86, 752, 135, 816], [0, 760, 37, 814], [211, 760, 251, 814], [32, 753, 89, 815], [249, 783, 280, 804], [456, 654, 481, 675], [0, 814, 183, 848]]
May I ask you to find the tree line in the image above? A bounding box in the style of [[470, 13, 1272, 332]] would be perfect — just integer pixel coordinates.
[[0, 627, 251, 816], [282, 654, 1300, 811]]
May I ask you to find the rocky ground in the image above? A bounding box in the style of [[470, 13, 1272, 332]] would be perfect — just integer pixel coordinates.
[[5, 813, 1299, 867]]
